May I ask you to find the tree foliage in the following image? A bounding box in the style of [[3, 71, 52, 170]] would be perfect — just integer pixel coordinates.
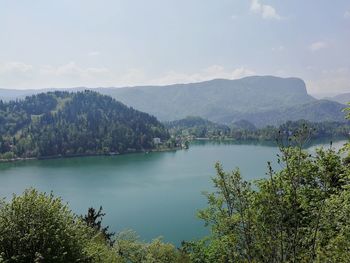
[[183, 128, 350, 262], [83, 206, 115, 246], [0, 189, 186, 263], [0, 189, 92, 262], [166, 116, 349, 142], [114, 230, 189, 263]]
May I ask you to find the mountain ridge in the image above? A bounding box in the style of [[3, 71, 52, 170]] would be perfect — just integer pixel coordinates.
[[0, 76, 346, 127]]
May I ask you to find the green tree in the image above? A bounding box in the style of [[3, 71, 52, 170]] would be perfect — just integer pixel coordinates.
[[0, 189, 92, 262], [183, 130, 350, 262], [114, 230, 189, 263], [83, 206, 115, 246]]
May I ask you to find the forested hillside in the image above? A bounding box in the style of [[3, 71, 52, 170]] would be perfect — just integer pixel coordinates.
[[164, 116, 230, 137], [166, 116, 350, 141], [233, 99, 347, 127], [0, 91, 169, 159], [95, 76, 317, 122]]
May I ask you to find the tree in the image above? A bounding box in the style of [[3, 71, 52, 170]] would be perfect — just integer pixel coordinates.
[[114, 230, 189, 263], [183, 127, 350, 262], [83, 206, 115, 246], [0, 189, 92, 262]]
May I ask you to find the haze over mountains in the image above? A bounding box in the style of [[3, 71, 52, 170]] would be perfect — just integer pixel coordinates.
[[327, 93, 350, 105], [0, 76, 347, 127]]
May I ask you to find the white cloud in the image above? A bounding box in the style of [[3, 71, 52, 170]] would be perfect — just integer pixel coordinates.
[[309, 41, 328, 51], [250, 0, 281, 20], [0, 61, 112, 89], [0, 62, 33, 74], [0, 62, 255, 89], [0, 62, 34, 86], [39, 62, 109, 81], [344, 10, 350, 19]]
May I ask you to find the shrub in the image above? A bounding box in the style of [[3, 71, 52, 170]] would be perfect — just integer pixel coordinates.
[[0, 189, 91, 262]]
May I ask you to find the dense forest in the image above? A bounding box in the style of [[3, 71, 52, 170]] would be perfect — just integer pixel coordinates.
[[165, 116, 350, 141], [0, 91, 169, 160]]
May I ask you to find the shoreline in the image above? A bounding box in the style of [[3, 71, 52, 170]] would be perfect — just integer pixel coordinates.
[[0, 136, 347, 164], [0, 146, 182, 164], [193, 136, 348, 143]]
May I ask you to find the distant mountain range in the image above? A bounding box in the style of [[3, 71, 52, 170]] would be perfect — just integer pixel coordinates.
[[327, 93, 350, 105], [0, 76, 347, 127]]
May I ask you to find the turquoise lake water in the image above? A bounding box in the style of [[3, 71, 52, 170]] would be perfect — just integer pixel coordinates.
[[0, 139, 346, 245]]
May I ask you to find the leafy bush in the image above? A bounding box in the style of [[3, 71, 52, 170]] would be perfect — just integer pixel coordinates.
[[0, 189, 93, 262], [0, 189, 187, 263], [114, 230, 189, 263]]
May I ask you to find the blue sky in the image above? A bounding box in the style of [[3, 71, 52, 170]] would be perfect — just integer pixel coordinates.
[[0, 0, 349, 95]]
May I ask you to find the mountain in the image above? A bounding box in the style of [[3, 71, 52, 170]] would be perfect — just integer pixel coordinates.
[[93, 76, 347, 126], [235, 100, 347, 127], [0, 91, 169, 159], [94, 76, 316, 121], [327, 93, 350, 105], [231, 120, 257, 131], [0, 76, 347, 127]]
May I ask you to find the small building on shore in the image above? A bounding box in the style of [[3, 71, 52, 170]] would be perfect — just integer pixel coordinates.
[[153, 137, 161, 145]]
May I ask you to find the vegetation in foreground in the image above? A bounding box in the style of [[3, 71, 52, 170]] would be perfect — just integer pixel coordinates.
[[0, 189, 188, 263], [183, 132, 350, 262]]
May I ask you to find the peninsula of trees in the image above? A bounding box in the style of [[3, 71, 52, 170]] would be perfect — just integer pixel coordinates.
[[0, 91, 169, 160]]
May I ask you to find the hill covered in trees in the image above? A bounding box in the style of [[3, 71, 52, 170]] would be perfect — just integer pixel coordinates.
[[165, 116, 350, 141], [164, 116, 230, 138], [0, 91, 169, 160], [237, 99, 347, 127]]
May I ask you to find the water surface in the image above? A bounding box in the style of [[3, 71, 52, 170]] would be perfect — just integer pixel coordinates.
[[0, 139, 346, 245]]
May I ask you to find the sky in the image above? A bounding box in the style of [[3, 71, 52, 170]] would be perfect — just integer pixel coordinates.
[[0, 0, 349, 96]]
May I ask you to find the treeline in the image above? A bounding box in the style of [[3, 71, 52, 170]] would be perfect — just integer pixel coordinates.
[[0, 91, 169, 160], [165, 116, 350, 141]]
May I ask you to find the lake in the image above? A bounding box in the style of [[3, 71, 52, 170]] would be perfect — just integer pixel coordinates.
[[0, 139, 346, 245]]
